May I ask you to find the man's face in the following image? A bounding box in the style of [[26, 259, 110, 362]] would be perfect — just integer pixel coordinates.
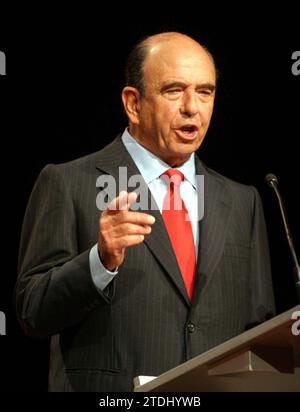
[[128, 38, 216, 167]]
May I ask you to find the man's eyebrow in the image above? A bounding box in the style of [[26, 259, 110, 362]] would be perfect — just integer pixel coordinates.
[[160, 81, 186, 93], [196, 83, 216, 92], [160, 81, 216, 93]]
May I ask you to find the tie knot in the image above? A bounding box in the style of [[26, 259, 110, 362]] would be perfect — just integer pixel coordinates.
[[163, 169, 184, 187]]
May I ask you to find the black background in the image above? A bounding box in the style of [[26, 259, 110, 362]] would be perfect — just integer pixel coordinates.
[[0, 8, 299, 393]]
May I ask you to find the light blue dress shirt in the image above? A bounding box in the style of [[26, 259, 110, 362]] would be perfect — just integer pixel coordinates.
[[89, 129, 199, 291]]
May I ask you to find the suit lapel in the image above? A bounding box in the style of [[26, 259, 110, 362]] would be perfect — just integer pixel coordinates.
[[95, 136, 190, 306], [192, 156, 233, 301]]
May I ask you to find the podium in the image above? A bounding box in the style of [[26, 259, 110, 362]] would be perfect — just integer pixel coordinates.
[[134, 305, 300, 392]]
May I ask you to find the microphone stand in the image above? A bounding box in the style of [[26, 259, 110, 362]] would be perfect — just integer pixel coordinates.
[[266, 175, 300, 303]]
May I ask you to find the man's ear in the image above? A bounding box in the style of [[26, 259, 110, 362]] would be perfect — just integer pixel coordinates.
[[122, 86, 141, 124]]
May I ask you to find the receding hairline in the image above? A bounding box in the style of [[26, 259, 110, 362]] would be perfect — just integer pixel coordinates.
[[141, 32, 216, 70], [124, 32, 217, 95]]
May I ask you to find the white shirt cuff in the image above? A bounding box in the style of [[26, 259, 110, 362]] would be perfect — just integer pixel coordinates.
[[89, 244, 118, 291]]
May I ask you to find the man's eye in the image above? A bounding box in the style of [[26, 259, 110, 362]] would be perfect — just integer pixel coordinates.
[[166, 89, 181, 94], [197, 89, 215, 101], [198, 89, 212, 95]]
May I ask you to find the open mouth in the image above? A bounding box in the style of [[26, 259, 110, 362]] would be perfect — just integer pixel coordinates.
[[174, 125, 199, 140]]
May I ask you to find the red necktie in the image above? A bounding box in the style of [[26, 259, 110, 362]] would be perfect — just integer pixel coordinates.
[[162, 169, 196, 300]]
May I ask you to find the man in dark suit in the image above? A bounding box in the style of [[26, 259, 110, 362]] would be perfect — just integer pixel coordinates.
[[16, 32, 275, 392]]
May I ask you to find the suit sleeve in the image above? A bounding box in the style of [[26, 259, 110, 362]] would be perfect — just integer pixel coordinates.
[[248, 186, 276, 325], [16, 164, 112, 338]]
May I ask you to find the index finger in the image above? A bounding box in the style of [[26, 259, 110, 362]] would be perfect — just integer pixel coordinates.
[[107, 191, 138, 211]]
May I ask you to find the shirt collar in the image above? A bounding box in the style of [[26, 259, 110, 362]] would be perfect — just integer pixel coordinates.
[[121, 128, 197, 189]]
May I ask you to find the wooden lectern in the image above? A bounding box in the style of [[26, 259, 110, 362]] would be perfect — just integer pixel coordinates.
[[134, 305, 300, 392]]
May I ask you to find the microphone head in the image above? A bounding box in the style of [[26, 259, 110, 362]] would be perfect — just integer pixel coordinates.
[[265, 173, 278, 187]]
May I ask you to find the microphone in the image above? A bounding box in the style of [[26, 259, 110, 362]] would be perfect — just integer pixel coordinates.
[[265, 173, 300, 303]]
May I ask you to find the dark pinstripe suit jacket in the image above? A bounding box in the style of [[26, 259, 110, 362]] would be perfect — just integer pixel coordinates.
[[16, 135, 275, 391]]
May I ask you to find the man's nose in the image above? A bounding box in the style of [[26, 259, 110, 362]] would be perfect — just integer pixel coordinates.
[[180, 91, 198, 117]]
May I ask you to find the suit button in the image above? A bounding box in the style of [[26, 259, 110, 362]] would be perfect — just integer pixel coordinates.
[[187, 321, 196, 333]]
